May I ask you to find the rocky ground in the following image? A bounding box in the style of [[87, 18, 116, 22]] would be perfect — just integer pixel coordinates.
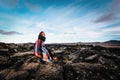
[[0, 41, 120, 80]]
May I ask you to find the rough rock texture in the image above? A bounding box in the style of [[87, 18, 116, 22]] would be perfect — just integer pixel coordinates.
[[0, 42, 120, 80]]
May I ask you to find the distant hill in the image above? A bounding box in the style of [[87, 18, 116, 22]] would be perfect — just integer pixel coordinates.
[[104, 40, 120, 45], [103, 40, 120, 46]]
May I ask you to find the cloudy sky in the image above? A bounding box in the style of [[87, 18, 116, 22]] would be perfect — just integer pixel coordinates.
[[0, 0, 120, 43]]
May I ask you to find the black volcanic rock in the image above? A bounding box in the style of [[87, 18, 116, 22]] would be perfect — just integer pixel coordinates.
[[84, 54, 99, 63], [0, 49, 9, 55], [0, 42, 120, 80], [63, 62, 120, 80]]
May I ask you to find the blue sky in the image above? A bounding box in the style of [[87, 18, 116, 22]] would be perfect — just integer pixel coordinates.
[[0, 0, 120, 43]]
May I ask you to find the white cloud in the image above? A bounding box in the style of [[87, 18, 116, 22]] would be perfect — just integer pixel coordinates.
[[104, 26, 120, 32], [1, 4, 118, 43]]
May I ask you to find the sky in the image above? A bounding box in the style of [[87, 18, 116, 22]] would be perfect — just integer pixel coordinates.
[[0, 0, 120, 43]]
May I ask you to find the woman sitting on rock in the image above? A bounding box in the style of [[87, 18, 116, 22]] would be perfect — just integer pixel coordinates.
[[34, 31, 57, 62]]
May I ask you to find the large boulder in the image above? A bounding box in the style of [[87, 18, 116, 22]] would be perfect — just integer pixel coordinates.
[[35, 63, 63, 80], [63, 62, 119, 80]]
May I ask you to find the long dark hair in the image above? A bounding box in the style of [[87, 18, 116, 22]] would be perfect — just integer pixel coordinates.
[[38, 31, 46, 41]]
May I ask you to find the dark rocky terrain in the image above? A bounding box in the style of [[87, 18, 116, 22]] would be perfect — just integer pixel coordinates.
[[0, 40, 120, 80]]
